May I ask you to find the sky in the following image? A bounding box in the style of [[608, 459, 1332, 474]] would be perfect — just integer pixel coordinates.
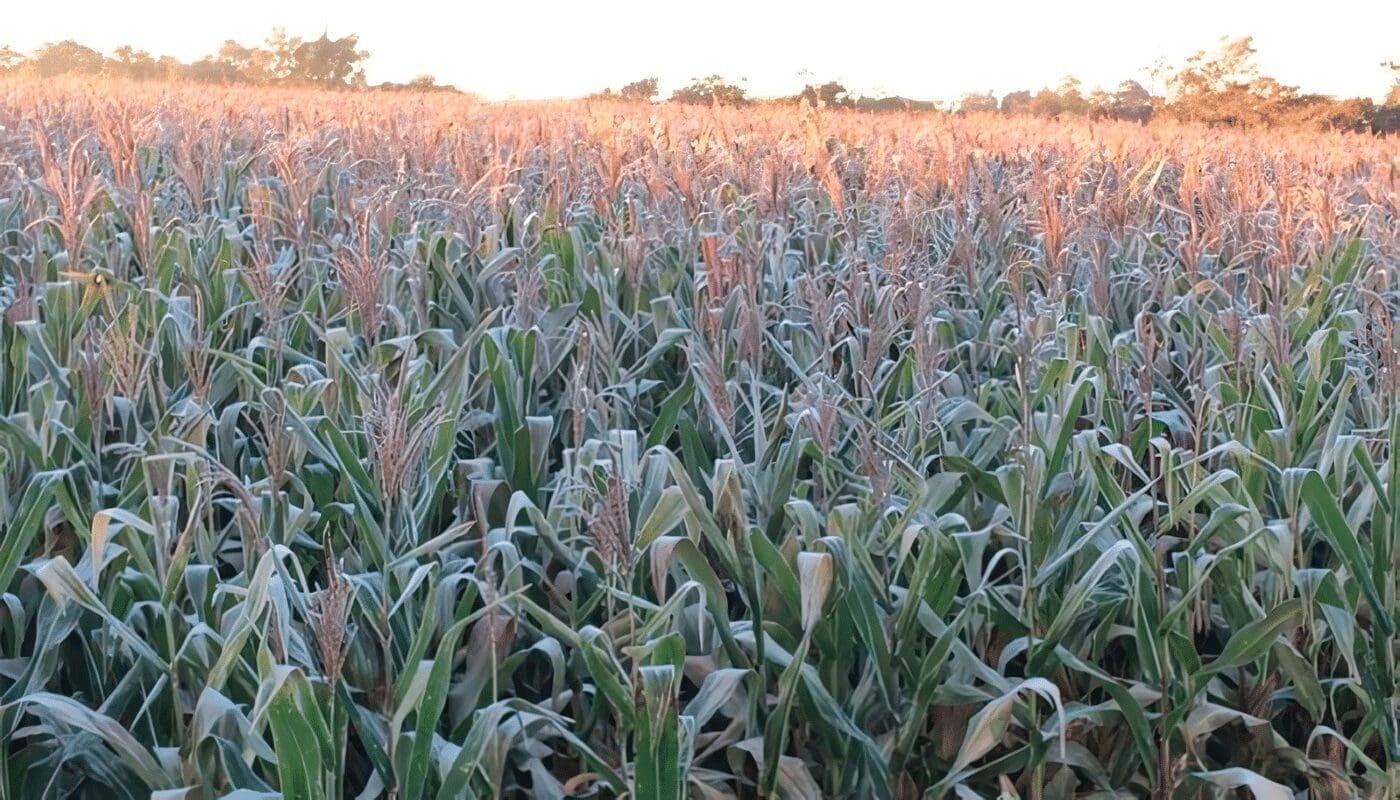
[[5, 1, 1398, 102]]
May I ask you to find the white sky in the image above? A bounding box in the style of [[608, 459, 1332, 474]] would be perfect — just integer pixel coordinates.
[[5, 0, 1398, 102]]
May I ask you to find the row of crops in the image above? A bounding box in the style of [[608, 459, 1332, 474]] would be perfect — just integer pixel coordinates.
[[3, 82, 1400, 797]]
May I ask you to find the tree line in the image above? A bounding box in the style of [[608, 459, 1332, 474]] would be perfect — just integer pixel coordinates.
[[590, 75, 942, 113], [4, 32, 1399, 132], [601, 38, 1400, 134], [0, 29, 452, 92]]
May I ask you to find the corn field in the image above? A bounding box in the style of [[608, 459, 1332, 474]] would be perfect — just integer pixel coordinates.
[[3, 79, 1400, 799]]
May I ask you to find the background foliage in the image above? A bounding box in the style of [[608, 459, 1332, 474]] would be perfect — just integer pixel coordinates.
[[5, 33, 1400, 131]]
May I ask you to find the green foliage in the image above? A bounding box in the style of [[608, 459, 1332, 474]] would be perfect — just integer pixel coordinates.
[[620, 78, 659, 102], [2, 82, 1400, 799], [4, 28, 368, 88], [30, 41, 104, 77], [669, 75, 748, 106], [286, 33, 368, 87], [957, 92, 998, 114], [799, 81, 854, 109], [1152, 36, 1377, 130], [0, 46, 23, 72]]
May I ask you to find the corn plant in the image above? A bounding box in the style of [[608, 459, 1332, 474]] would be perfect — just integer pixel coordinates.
[[2, 77, 1400, 799]]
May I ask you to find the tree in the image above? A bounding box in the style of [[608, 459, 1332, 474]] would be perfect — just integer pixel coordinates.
[[31, 41, 104, 77], [1385, 61, 1400, 106], [156, 55, 183, 79], [215, 40, 278, 83], [0, 45, 23, 72], [287, 32, 368, 87], [800, 81, 853, 108], [184, 57, 248, 84], [202, 29, 367, 87], [957, 91, 998, 114], [1103, 80, 1154, 121], [853, 95, 938, 113], [1274, 94, 1372, 131], [1112, 80, 1152, 108], [264, 28, 303, 81], [1151, 42, 1366, 130], [619, 77, 658, 101], [670, 75, 748, 105], [1158, 36, 1259, 103], [1027, 87, 1065, 117], [1000, 90, 1033, 115], [998, 77, 1092, 118], [1054, 76, 1089, 115], [0, 30, 385, 88], [1372, 104, 1400, 134], [1159, 36, 1298, 125], [108, 46, 163, 81], [373, 74, 457, 93]]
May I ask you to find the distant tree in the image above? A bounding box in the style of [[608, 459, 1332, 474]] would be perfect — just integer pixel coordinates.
[[1372, 104, 1400, 134], [1275, 94, 1373, 131], [853, 95, 938, 113], [996, 79, 1096, 118], [0, 45, 24, 72], [957, 91, 998, 114], [155, 55, 184, 78], [373, 74, 456, 92], [1055, 76, 1090, 115], [1087, 86, 1112, 113], [107, 46, 163, 81], [264, 28, 303, 81], [31, 41, 104, 77], [1145, 38, 1369, 129], [215, 40, 278, 83], [1000, 90, 1032, 115], [287, 32, 368, 87], [619, 77, 659, 101], [1092, 80, 1154, 122], [1027, 87, 1065, 117], [1167, 37, 1258, 99], [184, 58, 249, 84], [198, 29, 366, 87], [1385, 61, 1400, 105], [1112, 80, 1152, 109], [670, 75, 747, 105], [1159, 36, 1299, 125], [2, 31, 389, 89], [800, 81, 853, 108], [200, 29, 297, 83]]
